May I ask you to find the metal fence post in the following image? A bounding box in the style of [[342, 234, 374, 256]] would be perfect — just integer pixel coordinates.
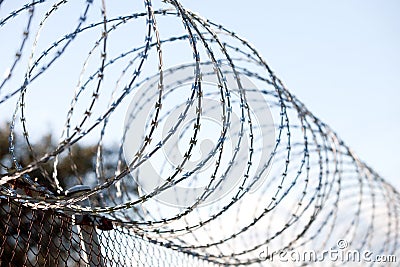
[[65, 185, 105, 267]]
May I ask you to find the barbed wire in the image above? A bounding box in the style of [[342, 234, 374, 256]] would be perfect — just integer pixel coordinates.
[[0, 0, 399, 266]]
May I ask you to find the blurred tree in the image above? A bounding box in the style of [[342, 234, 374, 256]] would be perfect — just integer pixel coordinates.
[[0, 123, 127, 266]]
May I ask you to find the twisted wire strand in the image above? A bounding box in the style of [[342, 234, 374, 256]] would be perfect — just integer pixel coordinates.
[[0, 1, 398, 266]]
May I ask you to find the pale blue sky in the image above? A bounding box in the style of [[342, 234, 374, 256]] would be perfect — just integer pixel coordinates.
[[179, 0, 400, 190], [1, 0, 399, 190]]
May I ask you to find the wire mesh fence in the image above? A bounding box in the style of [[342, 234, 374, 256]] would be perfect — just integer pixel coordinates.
[[0, 0, 399, 266], [0, 195, 225, 266]]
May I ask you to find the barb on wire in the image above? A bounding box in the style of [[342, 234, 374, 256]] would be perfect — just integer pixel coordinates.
[[0, 0, 398, 266]]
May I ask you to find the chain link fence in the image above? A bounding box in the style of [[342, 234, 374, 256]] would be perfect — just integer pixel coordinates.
[[0, 0, 399, 266]]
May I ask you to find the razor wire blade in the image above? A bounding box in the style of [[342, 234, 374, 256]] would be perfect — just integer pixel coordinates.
[[0, 0, 399, 266]]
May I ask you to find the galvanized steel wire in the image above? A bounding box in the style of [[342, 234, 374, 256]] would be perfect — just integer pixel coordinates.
[[0, 0, 399, 266]]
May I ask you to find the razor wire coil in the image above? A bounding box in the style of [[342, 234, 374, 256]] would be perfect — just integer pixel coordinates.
[[0, 0, 399, 266]]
